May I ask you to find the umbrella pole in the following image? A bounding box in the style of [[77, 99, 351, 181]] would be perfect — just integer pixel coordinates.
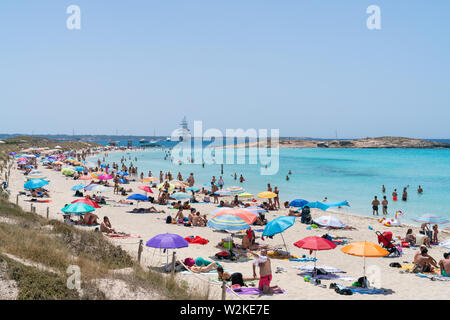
[[281, 233, 289, 254]]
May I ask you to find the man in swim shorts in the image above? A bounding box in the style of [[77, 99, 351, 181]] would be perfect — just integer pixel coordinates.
[[381, 196, 388, 215], [372, 196, 380, 216], [249, 249, 282, 294]]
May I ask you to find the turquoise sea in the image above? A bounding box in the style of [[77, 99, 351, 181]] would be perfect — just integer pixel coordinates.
[[89, 148, 450, 225]]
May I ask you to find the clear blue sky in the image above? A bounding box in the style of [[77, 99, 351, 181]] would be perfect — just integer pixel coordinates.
[[1, 1, 449, 138]]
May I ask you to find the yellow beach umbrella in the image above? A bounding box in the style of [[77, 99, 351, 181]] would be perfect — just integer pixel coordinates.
[[257, 191, 277, 199], [142, 177, 158, 182], [341, 241, 389, 281], [238, 192, 253, 199]]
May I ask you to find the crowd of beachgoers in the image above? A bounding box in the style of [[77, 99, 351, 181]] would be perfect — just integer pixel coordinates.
[[3, 145, 450, 299]]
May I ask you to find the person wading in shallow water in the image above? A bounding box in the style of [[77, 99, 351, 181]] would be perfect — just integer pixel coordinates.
[[372, 196, 380, 216]]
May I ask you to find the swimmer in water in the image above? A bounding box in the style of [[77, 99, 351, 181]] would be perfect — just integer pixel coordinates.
[[286, 175, 289, 181]]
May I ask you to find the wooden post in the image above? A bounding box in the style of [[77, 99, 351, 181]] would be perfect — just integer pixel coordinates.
[[46, 207, 49, 219], [137, 240, 143, 264], [30, 203, 33, 212], [171, 251, 176, 275], [221, 280, 227, 300], [16, 194, 18, 205]]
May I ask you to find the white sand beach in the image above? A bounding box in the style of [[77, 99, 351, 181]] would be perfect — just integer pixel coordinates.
[[7, 154, 450, 300]]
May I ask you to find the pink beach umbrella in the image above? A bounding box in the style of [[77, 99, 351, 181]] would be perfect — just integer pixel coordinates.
[[138, 185, 153, 195], [98, 174, 113, 180]]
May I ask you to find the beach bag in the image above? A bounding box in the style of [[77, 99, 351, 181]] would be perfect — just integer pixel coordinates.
[[166, 216, 172, 224]]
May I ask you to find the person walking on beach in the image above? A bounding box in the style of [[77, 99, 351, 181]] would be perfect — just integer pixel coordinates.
[[381, 196, 388, 215], [218, 176, 224, 189], [249, 249, 282, 294], [372, 196, 380, 216]]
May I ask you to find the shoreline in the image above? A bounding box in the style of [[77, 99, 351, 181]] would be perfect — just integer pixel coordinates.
[[5, 148, 450, 300]]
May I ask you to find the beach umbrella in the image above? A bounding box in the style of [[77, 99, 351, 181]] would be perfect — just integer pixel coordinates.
[[24, 165, 34, 169], [117, 171, 129, 176], [186, 186, 200, 192], [146, 233, 189, 249], [341, 241, 389, 280], [127, 194, 149, 201], [79, 175, 93, 180], [207, 214, 250, 231], [142, 177, 157, 182], [257, 191, 277, 199], [26, 174, 46, 180], [294, 236, 337, 269], [75, 166, 84, 172], [443, 227, 450, 234], [138, 186, 153, 194], [237, 192, 253, 199], [212, 208, 257, 225], [289, 199, 309, 207], [71, 198, 101, 208], [226, 186, 244, 194], [157, 182, 175, 191], [24, 179, 49, 189], [412, 214, 449, 225], [301, 201, 329, 211], [97, 174, 113, 180], [91, 172, 104, 179], [146, 233, 189, 264], [262, 216, 295, 253], [314, 216, 347, 228], [215, 190, 231, 195], [9, 152, 16, 155], [62, 168, 75, 176], [71, 184, 87, 191], [84, 184, 100, 191], [170, 192, 191, 200], [61, 203, 95, 214]]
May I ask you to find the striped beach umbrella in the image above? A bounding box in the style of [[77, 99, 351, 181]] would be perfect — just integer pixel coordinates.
[[207, 214, 250, 231], [412, 214, 449, 224], [79, 175, 93, 180], [211, 208, 257, 225], [226, 186, 244, 194], [443, 227, 450, 234], [215, 190, 231, 195]]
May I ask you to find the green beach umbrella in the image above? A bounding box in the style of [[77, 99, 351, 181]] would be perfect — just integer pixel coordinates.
[[61, 203, 95, 214]]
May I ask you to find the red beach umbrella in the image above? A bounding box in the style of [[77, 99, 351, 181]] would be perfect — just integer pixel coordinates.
[[71, 198, 102, 208], [294, 236, 337, 269], [138, 185, 153, 193]]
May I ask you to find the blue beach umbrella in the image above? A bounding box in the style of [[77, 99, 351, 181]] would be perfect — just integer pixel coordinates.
[[171, 192, 191, 200], [289, 199, 309, 208], [84, 184, 100, 191], [61, 203, 95, 215], [24, 179, 49, 189], [300, 201, 330, 211], [262, 216, 296, 253], [72, 184, 87, 191], [75, 166, 84, 172], [117, 171, 129, 176], [126, 194, 149, 201], [24, 165, 34, 169], [186, 187, 200, 192], [207, 214, 250, 231]]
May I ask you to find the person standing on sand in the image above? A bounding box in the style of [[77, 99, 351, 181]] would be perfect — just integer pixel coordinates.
[[381, 196, 388, 215], [267, 184, 273, 206], [372, 196, 380, 216], [159, 171, 163, 183], [248, 249, 282, 294], [273, 186, 280, 209]]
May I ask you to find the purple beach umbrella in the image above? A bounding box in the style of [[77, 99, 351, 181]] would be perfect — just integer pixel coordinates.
[[146, 233, 189, 249]]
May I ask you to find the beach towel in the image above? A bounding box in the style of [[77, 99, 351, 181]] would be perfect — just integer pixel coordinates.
[[226, 287, 285, 295], [335, 284, 391, 295], [289, 258, 317, 262], [78, 223, 100, 227], [292, 264, 345, 273], [185, 236, 209, 245], [416, 273, 450, 281], [298, 272, 355, 281]]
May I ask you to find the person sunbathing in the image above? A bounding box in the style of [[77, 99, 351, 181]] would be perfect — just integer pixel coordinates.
[[413, 246, 438, 273], [217, 266, 257, 286], [439, 253, 450, 277], [188, 262, 218, 273], [174, 208, 185, 223], [100, 216, 116, 234], [82, 212, 99, 225], [405, 229, 416, 246]]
